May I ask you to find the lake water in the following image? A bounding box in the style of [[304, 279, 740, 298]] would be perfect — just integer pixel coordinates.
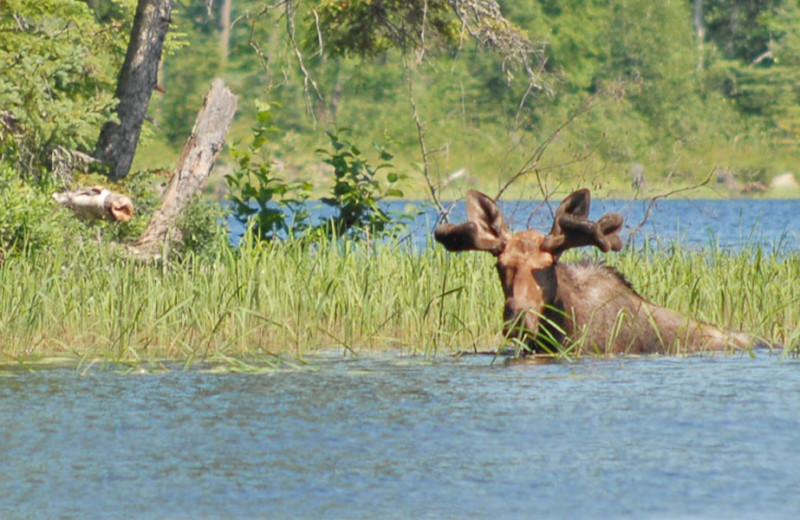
[[4, 197, 799, 518], [228, 198, 800, 251], [2, 353, 799, 519]]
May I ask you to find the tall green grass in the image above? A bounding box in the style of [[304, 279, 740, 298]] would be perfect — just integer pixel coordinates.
[[1, 236, 797, 367], [604, 238, 800, 350], [0, 236, 501, 366]]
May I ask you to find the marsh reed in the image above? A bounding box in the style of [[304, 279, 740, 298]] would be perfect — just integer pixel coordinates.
[[1, 235, 797, 367]]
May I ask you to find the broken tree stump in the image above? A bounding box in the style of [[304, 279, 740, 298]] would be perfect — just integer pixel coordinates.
[[130, 78, 237, 259]]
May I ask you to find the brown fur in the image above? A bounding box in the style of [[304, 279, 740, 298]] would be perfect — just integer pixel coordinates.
[[435, 189, 758, 355], [540, 262, 752, 354]]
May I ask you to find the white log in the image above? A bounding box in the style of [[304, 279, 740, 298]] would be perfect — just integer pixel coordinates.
[[52, 186, 134, 222]]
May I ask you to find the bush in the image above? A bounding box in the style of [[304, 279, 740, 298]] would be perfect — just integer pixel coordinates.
[[226, 102, 411, 244], [316, 129, 407, 239], [226, 102, 312, 242], [0, 0, 128, 182], [176, 197, 230, 260], [0, 164, 78, 257]]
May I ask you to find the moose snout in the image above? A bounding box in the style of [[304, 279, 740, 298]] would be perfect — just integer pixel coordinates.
[[503, 297, 540, 337]]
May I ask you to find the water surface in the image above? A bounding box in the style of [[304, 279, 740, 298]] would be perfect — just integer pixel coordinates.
[[2, 353, 798, 519], [228, 198, 800, 252]]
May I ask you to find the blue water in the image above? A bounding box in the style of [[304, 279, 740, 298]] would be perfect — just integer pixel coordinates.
[[228, 198, 800, 252], [4, 197, 799, 518], [2, 353, 799, 519]]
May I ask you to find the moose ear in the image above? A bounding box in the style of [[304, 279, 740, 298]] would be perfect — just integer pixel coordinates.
[[547, 188, 591, 239], [541, 188, 624, 256], [434, 190, 510, 255]]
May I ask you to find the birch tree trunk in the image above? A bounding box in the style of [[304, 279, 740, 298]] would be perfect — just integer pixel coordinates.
[[95, 0, 173, 181], [220, 0, 232, 66], [693, 0, 705, 71], [130, 79, 237, 259]]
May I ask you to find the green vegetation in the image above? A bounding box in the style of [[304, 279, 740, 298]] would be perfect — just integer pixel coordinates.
[[1, 2, 798, 367], [1, 236, 797, 368], [4, 1, 800, 192], [2, 1, 799, 232], [0, 0, 129, 182], [137, 0, 800, 198], [0, 0, 779, 200], [225, 102, 409, 242]]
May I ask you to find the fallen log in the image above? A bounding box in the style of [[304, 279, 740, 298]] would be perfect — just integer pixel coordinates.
[[52, 187, 134, 222], [129, 78, 238, 259]]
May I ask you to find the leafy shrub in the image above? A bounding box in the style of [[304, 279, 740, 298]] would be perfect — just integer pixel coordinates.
[[0, 0, 128, 182], [226, 102, 312, 242], [225, 103, 410, 244], [316, 129, 407, 239], [0, 164, 78, 257], [176, 197, 230, 259]]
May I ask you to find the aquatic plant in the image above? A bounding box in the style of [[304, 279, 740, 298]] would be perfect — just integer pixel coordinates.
[[0, 233, 797, 368]]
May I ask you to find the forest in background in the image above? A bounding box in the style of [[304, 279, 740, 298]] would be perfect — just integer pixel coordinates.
[[2, 0, 800, 256], [132, 0, 800, 199]]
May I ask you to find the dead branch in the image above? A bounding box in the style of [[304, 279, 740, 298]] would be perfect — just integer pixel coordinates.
[[53, 186, 134, 223], [495, 90, 605, 201], [285, 0, 324, 117], [404, 59, 446, 218], [625, 170, 714, 246], [129, 78, 237, 259]]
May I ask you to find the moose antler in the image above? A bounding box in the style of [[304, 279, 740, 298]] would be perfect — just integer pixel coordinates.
[[540, 189, 624, 256], [434, 190, 510, 255]]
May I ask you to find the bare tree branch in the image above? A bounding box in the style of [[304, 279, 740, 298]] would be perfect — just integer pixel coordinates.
[[285, 0, 324, 117], [404, 59, 445, 217], [131, 79, 237, 259], [416, 0, 429, 64], [495, 91, 605, 200], [311, 8, 323, 57], [626, 170, 715, 246]]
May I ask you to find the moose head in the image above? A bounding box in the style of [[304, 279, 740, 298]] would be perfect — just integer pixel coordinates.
[[435, 189, 623, 349]]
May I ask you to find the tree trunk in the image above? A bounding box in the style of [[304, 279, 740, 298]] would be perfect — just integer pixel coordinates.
[[693, 0, 705, 71], [130, 79, 237, 259], [220, 0, 232, 66], [95, 0, 173, 181]]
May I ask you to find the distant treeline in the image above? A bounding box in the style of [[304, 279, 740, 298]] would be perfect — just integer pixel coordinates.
[[2, 1, 799, 199], [144, 0, 799, 196]]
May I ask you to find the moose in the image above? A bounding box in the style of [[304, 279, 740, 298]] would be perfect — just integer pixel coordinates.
[[434, 189, 760, 355]]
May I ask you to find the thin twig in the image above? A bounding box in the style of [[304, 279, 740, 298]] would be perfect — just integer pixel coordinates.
[[495, 90, 604, 201], [285, 0, 324, 117], [311, 8, 323, 57], [405, 59, 445, 217], [415, 0, 429, 63], [626, 170, 715, 246]]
